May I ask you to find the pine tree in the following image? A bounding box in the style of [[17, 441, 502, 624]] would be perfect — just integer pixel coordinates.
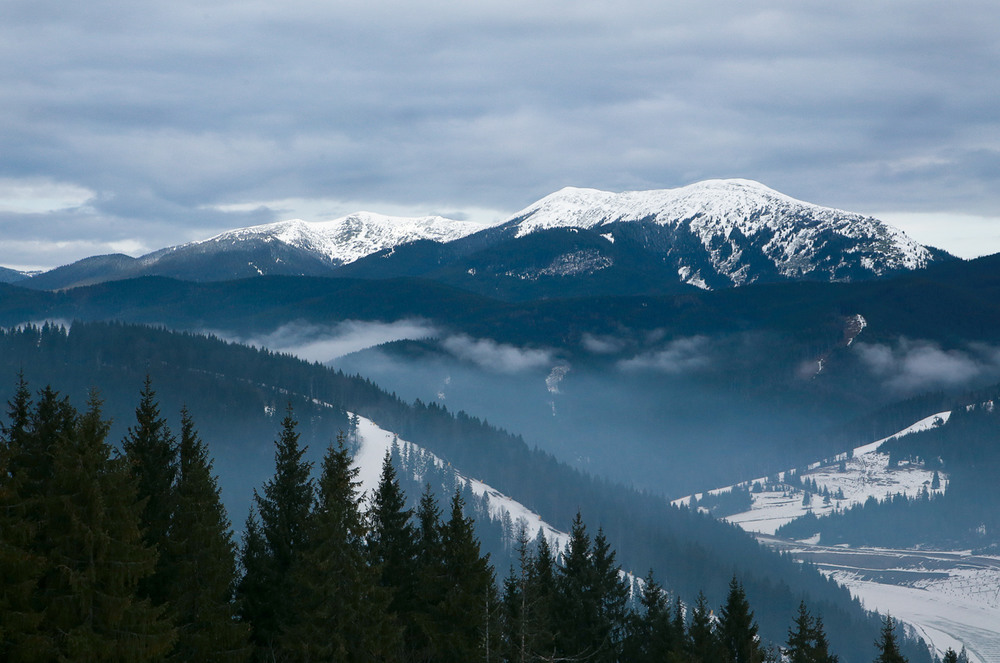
[[33, 390, 175, 660], [166, 408, 249, 662], [237, 404, 314, 659], [122, 376, 178, 608], [718, 576, 766, 663], [873, 616, 907, 663], [282, 433, 400, 661], [942, 648, 958, 663]]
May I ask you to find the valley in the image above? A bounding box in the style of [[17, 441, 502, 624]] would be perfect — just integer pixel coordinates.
[[763, 538, 1000, 663], [677, 411, 1000, 662]]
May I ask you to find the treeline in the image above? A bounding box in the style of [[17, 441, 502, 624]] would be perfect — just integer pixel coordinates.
[[1, 378, 927, 662], [0, 323, 932, 662]]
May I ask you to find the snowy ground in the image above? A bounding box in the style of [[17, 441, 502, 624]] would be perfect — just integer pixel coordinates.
[[672, 410, 1000, 661], [673, 411, 952, 535], [350, 413, 570, 553], [763, 536, 999, 663]]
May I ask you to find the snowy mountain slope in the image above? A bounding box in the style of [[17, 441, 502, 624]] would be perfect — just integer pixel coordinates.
[[170, 212, 491, 267], [350, 413, 570, 553], [500, 179, 943, 288], [674, 411, 952, 535], [17, 178, 949, 291], [20, 213, 491, 289]]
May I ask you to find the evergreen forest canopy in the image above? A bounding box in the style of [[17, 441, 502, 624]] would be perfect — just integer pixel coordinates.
[[0, 377, 932, 662]]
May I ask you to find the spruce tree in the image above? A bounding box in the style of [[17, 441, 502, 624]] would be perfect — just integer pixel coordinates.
[[367, 449, 418, 660], [786, 601, 838, 663], [811, 616, 837, 663], [786, 602, 814, 663], [590, 527, 629, 662], [718, 576, 767, 663], [873, 616, 907, 663], [431, 489, 496, 663], [166, 408, 249, 662], [122, 376, 178, 608], [688, 591, 720, 663], [33, 390, 175, 660], [625, 570, 676, 662], [0, 375, 46, 661], [501, 527, 536, 663], [237, 404, 314, 659], [19, 385, 75, 498], [412, 484, 446, 662], [556, 511, 595, 660], [528, 528, 559, 658], [281, 433, 400, 662]]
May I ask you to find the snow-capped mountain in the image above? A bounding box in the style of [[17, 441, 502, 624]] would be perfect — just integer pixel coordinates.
[[171, 212, 490, 267], [22, 212, 491, 289], [17, 179, 950, 291], [498, 179, 943, 289]]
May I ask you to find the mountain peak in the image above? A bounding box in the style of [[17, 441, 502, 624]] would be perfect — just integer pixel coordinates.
[[505, 179, 940, 287], [192, 212, 491, 266]]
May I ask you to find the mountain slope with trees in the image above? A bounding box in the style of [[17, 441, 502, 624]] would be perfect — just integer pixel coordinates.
[[0, 322, 933, 661]]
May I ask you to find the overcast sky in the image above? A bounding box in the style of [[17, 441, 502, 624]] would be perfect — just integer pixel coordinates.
[[3, 0, 999, 270]]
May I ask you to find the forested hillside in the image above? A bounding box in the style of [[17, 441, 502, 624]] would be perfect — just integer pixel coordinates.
[[0, 322, 931, 661], [2, 378, 925, 662]]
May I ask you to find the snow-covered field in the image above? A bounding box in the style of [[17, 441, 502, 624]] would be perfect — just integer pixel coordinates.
[[763, 537, 999, 663], [675, 410, 1000, 661]]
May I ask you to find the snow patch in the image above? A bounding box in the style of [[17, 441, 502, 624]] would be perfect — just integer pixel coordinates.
[[351, 414, 570, 553]]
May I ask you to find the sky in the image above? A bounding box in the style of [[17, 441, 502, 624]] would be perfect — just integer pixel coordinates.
[[2, 0, 1000, 270]]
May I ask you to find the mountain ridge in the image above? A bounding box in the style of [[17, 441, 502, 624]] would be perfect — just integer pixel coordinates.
[[11, 179, 953, 292]]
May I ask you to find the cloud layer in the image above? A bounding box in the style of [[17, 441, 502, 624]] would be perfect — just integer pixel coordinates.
[[855, 339, 1000, 395], [3, 1, 1000, 267], [233, 319, 439, 364], [442, 335, 554, 374]]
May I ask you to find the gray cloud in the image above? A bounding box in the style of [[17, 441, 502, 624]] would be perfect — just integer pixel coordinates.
[[618, 336, 712, 374], [227, 319, 440, 364], [3, 1, 1000, 268], [854, 339, 1000, 395], [442, 335, 554, 374], [580, 333, 627, 355]]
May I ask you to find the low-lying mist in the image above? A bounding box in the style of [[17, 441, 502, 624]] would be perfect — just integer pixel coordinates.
[[213, 318, 1000, 499]]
